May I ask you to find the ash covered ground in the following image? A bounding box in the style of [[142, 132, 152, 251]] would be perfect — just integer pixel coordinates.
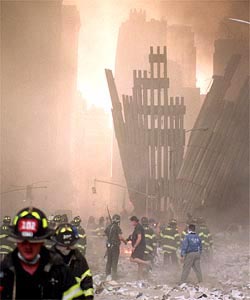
[[86, 230, 249, 300]]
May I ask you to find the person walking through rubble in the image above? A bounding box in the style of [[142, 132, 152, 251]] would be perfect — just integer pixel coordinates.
[[160, 219, 180, 267], [104, 214, 127, 280], [180, 224, 203, 284], [141, 217, 157, 264], [129, 216, 151, 280]]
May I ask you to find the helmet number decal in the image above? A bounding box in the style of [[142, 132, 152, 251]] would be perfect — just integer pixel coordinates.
[[18, 219, 38, 237]]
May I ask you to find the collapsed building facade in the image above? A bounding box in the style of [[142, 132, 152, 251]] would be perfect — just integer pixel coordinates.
[[107, 37, 249, 223], [176, 51, 249, 226], [106, 46, 186, 217]]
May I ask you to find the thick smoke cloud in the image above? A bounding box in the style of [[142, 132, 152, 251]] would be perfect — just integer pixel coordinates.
[[75, 0, 248, 105]]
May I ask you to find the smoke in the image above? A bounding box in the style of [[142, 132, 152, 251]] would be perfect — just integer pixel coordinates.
[[75, 0, 161, 110], [76, 0, 249, 106], [160, 0, 249, 84]]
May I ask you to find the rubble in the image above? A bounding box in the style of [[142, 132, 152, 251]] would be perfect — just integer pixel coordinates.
[[91, 234, 249, 300]]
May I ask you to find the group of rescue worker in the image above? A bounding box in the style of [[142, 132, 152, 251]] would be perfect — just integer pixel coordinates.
[[0, 207, 213, 299], [0, 208, 94, 299], [102, 213, 213, 282]]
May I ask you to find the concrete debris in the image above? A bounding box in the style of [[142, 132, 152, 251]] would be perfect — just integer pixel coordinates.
[[92, 235, 249, 300], [94, 279, 249, 300]]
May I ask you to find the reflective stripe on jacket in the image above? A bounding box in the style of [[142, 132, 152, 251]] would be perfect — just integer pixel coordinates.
[[160, 226, 180, 253]]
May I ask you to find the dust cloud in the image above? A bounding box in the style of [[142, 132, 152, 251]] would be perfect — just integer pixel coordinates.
[[1, 0, 249, 227]]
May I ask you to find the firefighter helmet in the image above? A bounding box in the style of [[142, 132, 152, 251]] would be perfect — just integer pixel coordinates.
[[3, 216, 11, 225], [141, 217, 149, 225], [71, 216, 81, 226], [112, 214, 120, 223], [53, 223, 79, 246], [9, 207, 52, 242], [169, 219, 177, 226], [53, 215, 62, 223]]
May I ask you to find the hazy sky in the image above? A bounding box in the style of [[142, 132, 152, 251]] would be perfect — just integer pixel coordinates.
[[75, 0, 160, 110], [68, 0, 248, 109]]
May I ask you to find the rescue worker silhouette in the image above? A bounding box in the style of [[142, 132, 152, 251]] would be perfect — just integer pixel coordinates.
[[0, 207, 84, 299], [160, 219, 180, 266], [71, 216, 87, 256], [197, 217, 213, 266], [0, 222, 14, 262], [141, 217, 157, 263], [129, 216, 151, 280], [180, 224, 203, 283], [104, 214, 127, 280], [2, 216, 11, 226], [51, 223, 94, 299]]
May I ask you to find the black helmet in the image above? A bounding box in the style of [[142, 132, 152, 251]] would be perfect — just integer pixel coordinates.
[[3, 216, 11, 225], [9, 207, 52, 242], [141, 217, 149, 226], [53, 215, 62, 223], [112, 214, 120, 223], [71, 216, 81, 226], [1, 224, 9, 234], [53, 223, 79, 246]]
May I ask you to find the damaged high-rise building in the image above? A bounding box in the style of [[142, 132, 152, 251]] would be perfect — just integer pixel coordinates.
[[1, 0, 80, 216], [112, 10, 201, 209]]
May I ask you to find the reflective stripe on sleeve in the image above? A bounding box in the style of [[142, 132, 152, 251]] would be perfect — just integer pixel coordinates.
[[83, 288, 94, 297], [62, 283, 84, 300]]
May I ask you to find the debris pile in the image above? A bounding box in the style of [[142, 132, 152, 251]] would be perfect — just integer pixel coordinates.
[[94, 280, 250, 300], [91, 235, 249, 300]]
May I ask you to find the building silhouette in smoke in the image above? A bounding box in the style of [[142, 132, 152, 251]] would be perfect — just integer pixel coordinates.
[[1, 0, 80, 216], [112, 10, 201, 210], [71, 94, 113, 216]]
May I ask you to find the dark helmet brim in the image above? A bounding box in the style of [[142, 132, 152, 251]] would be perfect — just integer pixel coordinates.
[[50, 235, 79, 247]]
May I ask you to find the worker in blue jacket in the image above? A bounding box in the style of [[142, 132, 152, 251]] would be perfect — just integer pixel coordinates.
[[180, 224, 202, 283]]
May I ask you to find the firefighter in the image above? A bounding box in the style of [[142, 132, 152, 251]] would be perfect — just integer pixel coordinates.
[[160, 219, 180, 266], [0, 224, 14, 262], [2, 216, 11, 226], [197, 217, 213, 264], [104, 214, 127, 280], [51, 223, 94, 299], [0, 207, 84, 299], [141, 217, 157, 263], [71, 216, 87, 256], [53, 214, 62, 227]]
